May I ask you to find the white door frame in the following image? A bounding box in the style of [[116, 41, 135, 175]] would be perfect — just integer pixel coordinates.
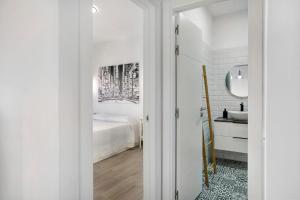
[[78, 0, 163, 199], [162, 0, 265, 199], [131, 0, 163, 199], [248, 0, 265, 199]]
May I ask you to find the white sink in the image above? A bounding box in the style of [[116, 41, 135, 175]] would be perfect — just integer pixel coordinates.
[[228, 111, 248, 121]]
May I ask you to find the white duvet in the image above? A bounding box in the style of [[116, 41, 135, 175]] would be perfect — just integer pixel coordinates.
[[93, 115, 140, 163]]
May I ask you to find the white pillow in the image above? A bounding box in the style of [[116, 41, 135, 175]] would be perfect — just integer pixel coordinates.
[[93, 113, 129, 123]]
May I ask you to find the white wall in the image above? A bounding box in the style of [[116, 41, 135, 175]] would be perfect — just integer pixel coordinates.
[[209, 11, 248, 118], [212, 11, 248, 50], [0, 1, 89, 199], [183, 9, 249, 118], [93, 36, 143, 118], [59, 0, 84, 199], [211, 47, 248, 118], [182, 7, 213, 45], [0, 0, 60, 199], [265, 1, 300, 200]]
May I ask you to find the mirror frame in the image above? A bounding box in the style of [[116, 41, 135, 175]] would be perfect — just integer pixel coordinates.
[[225, 64, 248, 99]]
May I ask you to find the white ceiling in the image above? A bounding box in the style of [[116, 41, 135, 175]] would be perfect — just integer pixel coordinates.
[[207, 0, 248, 17], [93, 0, 143, 43], [92, 0, 246, 43]]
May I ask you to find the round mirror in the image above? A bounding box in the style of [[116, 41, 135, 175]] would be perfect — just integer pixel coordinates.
[[225, 64, 248, 98]]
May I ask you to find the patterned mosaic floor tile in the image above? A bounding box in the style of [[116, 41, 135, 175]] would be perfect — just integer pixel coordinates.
[[196, 159, 248, 200]]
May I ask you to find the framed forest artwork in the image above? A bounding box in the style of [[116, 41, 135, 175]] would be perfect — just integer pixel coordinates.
[[98, 62, 140, 104]]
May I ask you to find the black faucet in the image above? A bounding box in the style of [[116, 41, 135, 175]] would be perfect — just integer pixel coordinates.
[[240, 102, 244, 112]]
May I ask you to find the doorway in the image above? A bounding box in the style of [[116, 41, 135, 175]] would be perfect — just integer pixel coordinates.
[[86, 0, 163, 199], [175, 1, 250, 199], [92, 1, 144, 199]]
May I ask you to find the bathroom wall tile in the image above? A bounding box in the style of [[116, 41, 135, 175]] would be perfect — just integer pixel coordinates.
[[209, 47, 248, 118], [196, 41, 248, 119]]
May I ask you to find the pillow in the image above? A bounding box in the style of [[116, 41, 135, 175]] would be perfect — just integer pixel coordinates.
[[93, 113, 129, 123]]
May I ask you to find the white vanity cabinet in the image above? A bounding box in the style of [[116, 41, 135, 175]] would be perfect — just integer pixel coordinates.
[[214, 121, 248, 153]]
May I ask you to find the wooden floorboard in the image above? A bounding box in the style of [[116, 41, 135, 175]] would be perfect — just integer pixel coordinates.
[[94, 148, 143, 200]]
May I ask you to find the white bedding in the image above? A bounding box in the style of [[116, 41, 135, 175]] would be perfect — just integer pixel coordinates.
[[93, 115, 140, 163]]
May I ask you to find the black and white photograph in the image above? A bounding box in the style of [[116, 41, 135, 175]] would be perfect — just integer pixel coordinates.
[[98, 62, 140, 104]]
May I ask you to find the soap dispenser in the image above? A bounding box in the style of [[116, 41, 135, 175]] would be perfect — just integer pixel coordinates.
[[223, 108, 228, 119], [240, 102, 244, 112]]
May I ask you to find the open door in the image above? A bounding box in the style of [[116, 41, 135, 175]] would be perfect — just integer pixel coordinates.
[[176, 14, 204, 200]]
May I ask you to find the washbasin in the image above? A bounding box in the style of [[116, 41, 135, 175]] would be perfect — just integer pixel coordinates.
[[228, 111, 248, 121]]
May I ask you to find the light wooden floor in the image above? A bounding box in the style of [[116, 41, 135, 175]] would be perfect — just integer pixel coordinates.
[[94, 148, 143, 200]]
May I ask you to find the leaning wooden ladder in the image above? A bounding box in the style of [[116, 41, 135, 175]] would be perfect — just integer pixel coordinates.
[[202, 65, 217, 187]]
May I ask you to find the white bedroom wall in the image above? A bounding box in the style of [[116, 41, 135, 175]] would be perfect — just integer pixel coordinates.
[[93, 36, 143, 119], [0, 0, 60, 199]]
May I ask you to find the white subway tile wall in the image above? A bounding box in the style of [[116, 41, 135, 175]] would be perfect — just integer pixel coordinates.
[[200, 44, 248, 162], [210, 47, 248, 119]]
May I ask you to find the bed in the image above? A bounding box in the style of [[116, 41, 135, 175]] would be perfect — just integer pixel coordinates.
[[93, 114, 140, 163]]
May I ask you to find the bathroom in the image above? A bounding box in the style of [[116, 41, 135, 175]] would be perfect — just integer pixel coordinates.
[[175, 0, 249, 199]]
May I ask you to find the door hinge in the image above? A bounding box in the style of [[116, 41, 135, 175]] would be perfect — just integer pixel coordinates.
[[175, 108, 179, 119], [175, 45, 179, 56], [175, 190, 179, 200], [175, 24, 179, 35]]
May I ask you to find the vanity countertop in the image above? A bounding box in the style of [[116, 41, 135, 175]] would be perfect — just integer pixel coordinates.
[[214, 117, 248, 124]]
